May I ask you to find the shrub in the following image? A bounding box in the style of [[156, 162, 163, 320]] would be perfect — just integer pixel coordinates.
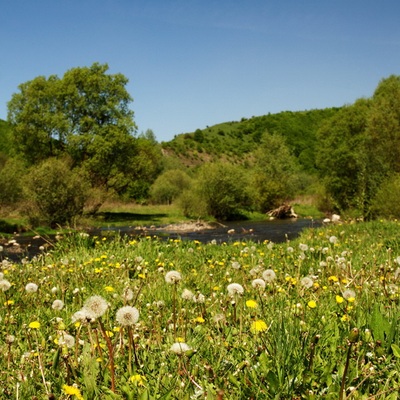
[[371, 173, 400, 219], [23, 158, 89, 227], [195, 162, 251, 220], [150, 169, 192, 205], [0, 158, 25, 206]]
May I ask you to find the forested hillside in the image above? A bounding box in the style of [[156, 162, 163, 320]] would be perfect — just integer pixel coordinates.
[[162, 108, 340, 171]]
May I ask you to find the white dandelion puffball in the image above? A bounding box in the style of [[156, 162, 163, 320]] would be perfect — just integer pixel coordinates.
[[116, 306, 140, 326], [299, 243, 309, 252], [231, 261, 241, 270], [58, 333, 75, 348], [0, 279, 11, 292], [181, 288, 194, 301], [343, 289, 356, 300], [165, 270, 182, 284], [227, 283, 244, 296], [71, 309, 95, 324], [83, 295, 108, 318], [251, 278, 266, 290], [262, 269, 277, 283], [25, 283, 38, 293], [122, 287, 134, 302], [329, 236, 338, 244], [300, 277, 314, 289], [52, 299, 64, 311], [170, 342, 191, 354]]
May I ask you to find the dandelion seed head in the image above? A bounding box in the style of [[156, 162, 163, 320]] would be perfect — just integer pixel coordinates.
[[262, 269, 276, 282], [251, 278, 266, 290], [181, 288, 194, 301], [193, 293, 205, 303], [170, 342, 191, 354], [71, 309, 95, 323], [25, 283, 38, 293], [52, 299, 64, 311], [0, 279, 11, 292], [227, 283, 244, 296], [83, 295, 108, 318], [299, 243, 309, 252], [231, 261, 241, 270], [116, 306, 140, 326], [300, 277, 314, 289], [343, 289, 356, 300], [122, 287, 134, 301], [165, 270, 182, 284], [58, 333, 75, 348]]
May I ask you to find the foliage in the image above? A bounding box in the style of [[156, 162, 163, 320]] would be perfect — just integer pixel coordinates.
[[249, 132, 302, 212], [0, 158, 25, 206], [1, 221, 400, 398], [162, 108, 340, 170], [6, 63, 157, 197], [194, 162, 251, 220], [150, 169, 192, 204], [22, 158, 89, 227], [316, 99, 371, 215], [370, 173, 400, 219]]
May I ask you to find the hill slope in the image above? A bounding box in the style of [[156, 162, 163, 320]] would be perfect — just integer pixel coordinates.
[[161, 107, 341, 171]]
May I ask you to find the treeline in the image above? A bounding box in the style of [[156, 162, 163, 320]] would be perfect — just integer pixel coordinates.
[[1, 63, 400, 227]]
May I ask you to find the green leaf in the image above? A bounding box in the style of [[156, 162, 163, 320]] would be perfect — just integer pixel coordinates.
[[391, 344, 400, 358]]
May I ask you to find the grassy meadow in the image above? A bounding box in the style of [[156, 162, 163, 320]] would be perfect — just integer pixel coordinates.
[[0, 220, 400, 399]]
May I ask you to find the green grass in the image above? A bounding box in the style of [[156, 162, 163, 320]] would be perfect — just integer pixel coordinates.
[[1, 220, 400, 398]]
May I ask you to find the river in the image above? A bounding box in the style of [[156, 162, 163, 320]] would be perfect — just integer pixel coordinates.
[[1, 218, 321, 262]]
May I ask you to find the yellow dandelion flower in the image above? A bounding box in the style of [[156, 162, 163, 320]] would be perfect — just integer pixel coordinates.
[[29, 321, 41, 329], [104, 286, 114, 292], [138, 273, 146, 279], [130, 374, 146, 386], [328, 276, 339, 282], [4, 300, 14, 306], [347, 297, 355, 303], [245, 300, 258, 308], [336, 295, 344, 304], [62, 385, 84, 400], [177, 337, 185, 343], [250, 320, 268, 333], [194, 316, 205, 323], [307, 300, 317, 309], [341, 314, 350, 322]]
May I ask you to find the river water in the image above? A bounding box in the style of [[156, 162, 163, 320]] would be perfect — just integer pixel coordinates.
[[1, 218, 320, 263]]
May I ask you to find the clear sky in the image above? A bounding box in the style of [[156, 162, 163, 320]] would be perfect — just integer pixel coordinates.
[[1, 1, 400, 142]]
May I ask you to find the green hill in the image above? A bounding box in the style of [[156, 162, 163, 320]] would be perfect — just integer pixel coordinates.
[[161, 107, 341, 171]]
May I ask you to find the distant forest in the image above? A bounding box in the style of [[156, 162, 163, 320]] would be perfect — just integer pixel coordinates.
[[1, 63, 400, 226]]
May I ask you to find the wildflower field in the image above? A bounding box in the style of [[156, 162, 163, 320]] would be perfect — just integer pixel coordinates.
[[1, 221, 400, 399]]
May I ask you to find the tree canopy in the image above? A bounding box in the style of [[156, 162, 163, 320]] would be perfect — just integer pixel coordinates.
[[6, 63, 161, 195]]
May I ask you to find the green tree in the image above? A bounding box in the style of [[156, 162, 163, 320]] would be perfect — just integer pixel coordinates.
[[250, 132, 301, 212], [7, 63, 139, 194], [367, 75, 400, 175], [316, 99, 372, 215]]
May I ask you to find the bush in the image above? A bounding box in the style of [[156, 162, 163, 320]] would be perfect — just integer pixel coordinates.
[[150, 169, 192, 205], [371, 174, 400, 219], [23, 158, 89, 227], [0, 158, 25, 206], [196, 162, 251, 220]]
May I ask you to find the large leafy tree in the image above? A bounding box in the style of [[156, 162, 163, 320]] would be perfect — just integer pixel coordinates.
[[316, 99, 371, 214], [7, 63, 139, 193]]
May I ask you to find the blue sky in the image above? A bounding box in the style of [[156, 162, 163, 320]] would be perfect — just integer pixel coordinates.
[[1, 1, 400, 142]]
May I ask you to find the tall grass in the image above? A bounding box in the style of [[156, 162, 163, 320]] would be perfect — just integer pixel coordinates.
[[0, 221, 399, 398]]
